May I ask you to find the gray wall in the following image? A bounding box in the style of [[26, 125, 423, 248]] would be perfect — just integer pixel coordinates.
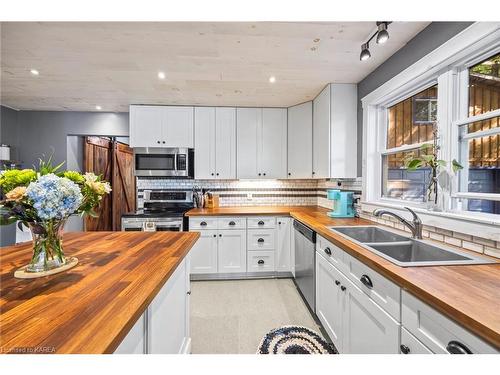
[[355, 22, 473, 174], [14, 110, 129, 168], [0, 105, 20, 161]]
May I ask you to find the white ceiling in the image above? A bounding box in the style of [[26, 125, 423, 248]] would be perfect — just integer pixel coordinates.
[[0, 22, 429, 112]]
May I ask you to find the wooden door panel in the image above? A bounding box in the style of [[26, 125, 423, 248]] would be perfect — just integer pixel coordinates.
[[112, 142, 136, 231]]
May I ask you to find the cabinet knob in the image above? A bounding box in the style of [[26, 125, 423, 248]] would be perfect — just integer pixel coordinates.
[[288, 172, 291, 176], [263, 173, 266, 176], [446, 341, 472, 354], [216, 173, 219, 176], [162, 141, 166, 144], [334, 280, 340, 286], [258, 260, 265, 265], [340, 285, 346, 291], [258, 173, 262, 176], [324, 247, 332, 256], [229, 221, 236, 226], [312, 171, 315, 175], [219, 234, 222, 237], [157, 140, 161, 144], [213, 234, 216, 238], [257, 238, 265, 243], [186, 291, 191, 295], [360, 274, 373, 289], [200, 221, 207, 226], [258, 220, 265, 226], [211, 173, 214, 176], [400, 345, 410, 354]]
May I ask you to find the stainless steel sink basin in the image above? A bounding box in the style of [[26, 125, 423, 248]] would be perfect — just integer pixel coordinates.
[[329, 225, 409, 244], [329, 226, 496, 267]]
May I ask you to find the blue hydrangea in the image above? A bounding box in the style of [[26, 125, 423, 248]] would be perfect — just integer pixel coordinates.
[[26, 173, 83, 220]]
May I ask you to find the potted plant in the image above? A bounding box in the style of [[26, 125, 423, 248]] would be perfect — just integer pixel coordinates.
[[0, 156, 111, 276], [404, 126, 462, 211]]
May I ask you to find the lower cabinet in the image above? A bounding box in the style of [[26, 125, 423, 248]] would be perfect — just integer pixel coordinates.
[[276, 217, 292, 272], [316, 252, 400, 353], [218, 229, 247, 273], [400, 327, 433, 354], [190, 230, 218, 274], [114, 257, 191, 354]]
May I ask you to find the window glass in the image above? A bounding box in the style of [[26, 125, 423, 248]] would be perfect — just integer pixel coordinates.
[[469, 52, 500, 117], [386, 85, 437, 149]]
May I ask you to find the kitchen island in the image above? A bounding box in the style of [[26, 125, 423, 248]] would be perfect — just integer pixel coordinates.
[[0, 231, 199, 354]]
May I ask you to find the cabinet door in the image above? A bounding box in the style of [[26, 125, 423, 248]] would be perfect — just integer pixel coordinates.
[[189, 230, 218, 274], [215, 107, 237, 179], [164, 106, 194, 148], [149, 258, 189, 353], [114, 313, 146, 354], [276, 217, 291, 272], [194, 107, 216, 179], [261, 108, 287, 179], [287, 102, 313, 178], [129, 105, 164, 147], [315, 253, 344, 352], [236, 108, 261, 179], [342, 275, 400, 354], [217, 229, 247, 273], [312, 85, 330, 178]]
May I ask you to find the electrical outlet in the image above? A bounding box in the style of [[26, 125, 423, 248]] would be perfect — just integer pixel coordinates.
[[247, 193, 253, 200]]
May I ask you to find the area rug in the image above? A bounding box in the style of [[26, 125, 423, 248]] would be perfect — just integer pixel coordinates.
[[257, 325, 337, 354]]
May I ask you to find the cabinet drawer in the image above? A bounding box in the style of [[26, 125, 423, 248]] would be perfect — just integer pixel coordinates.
[[190, 217, 217, 230], [247, 217, 276, 229], [248, 229, 276, 250], [343, 252, 401, 321], [247, 251, 275, 273], [217, 217, 246, 230], [400, 328, 433, 354], [402, 291, 498, 354], [316, 235, 344, 270]]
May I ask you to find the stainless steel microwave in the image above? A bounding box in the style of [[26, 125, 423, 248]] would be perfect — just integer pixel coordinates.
[[134, 147, 194, 178]]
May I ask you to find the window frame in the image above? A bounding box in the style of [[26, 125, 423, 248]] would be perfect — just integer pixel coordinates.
[[362, 23, 500, 230]]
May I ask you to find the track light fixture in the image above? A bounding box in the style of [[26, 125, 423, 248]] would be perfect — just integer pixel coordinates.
[[359, 21, 392, 61]]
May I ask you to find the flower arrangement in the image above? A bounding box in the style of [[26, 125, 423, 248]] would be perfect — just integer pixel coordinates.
[[0, 156, 111, 274]]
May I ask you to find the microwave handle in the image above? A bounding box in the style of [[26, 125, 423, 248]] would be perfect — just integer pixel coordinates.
[[174, 152, 178, 171]]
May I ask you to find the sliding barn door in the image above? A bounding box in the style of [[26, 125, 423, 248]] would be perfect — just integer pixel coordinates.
[[112, 142, 136, 231], [84, 137, 113, 231]]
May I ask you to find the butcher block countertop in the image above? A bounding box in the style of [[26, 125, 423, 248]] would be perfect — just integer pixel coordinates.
[[187, 205, 500, 348], [0, 231, 199, 354]]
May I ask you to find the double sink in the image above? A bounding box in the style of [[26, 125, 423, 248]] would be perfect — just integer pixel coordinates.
[[329, 226, 496, 267]]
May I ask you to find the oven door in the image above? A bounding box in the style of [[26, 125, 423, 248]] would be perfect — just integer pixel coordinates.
[[134, 148, 190, 177]]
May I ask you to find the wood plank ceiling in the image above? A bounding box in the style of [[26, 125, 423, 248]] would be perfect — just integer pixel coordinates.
[[0, 22, 429, 112]]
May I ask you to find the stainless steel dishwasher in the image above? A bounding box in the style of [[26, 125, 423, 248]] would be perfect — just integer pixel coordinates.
[[293, 220, 317, 313]]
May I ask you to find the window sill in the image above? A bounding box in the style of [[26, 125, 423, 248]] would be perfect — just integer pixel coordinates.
[[361, 200, 500, 242]]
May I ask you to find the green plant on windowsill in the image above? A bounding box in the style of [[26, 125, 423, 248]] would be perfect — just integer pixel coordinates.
[[403, 126, 463, 211]]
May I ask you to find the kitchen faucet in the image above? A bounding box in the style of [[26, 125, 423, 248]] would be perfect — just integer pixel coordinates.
[[373, 207, 423, 239]]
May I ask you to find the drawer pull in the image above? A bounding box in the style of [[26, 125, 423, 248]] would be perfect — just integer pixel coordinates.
[[200, 221, 207, 226], [213, 234, 216, 238], [360, 275, 373, 289], [400, 345, 410, 354], [340, 285, 346, 292], [257, 238, 265, 243], [228, 221, 236, 226], [324, 247, 332, 256], [258, 220, 265, 226], [334, 280, 340, 286], [258, 260, 265, 265], [446, 341, 472, 354]]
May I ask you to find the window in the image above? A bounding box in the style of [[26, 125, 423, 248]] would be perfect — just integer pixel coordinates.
[[381, 85, 438, 202], [455, 52, 500, 214]]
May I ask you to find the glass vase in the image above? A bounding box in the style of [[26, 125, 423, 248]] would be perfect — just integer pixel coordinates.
[[27, 219, 68, 273], [426, 177, 442, 212]]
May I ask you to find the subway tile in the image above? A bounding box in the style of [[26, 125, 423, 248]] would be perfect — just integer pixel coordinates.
[[472, 236, 496, 248], [462, 241, 484, 254], [429, 232, 444, 242], [452, 232, 472, 241], [435, 228, 453, 236], [484, 246, 500, 259], [444, 236, 462, 247]]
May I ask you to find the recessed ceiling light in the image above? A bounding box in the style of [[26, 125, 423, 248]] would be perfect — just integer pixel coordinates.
[[269, 76, 276, 83], [95, 105, 102, 111], [158, 71, 166, 80], [30, 69, 39, 76]]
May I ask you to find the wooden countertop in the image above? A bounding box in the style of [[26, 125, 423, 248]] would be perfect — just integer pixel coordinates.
[[187, 205, 500, 348], [0, 231, 199, 354]]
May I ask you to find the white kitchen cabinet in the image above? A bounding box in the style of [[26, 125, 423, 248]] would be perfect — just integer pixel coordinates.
[[312, 84, 357, 179], [149, 257, 191, 354], [236, 108, 261, 178], [288, 101, 313, 179], [236, 107, 287, 179], [218, 229, 247, 273], [261, 108, 287, 179], [114, 313, 146, 354], [194, 107, 236, 179], [316, 251, 400, 354], [316, 253, 344, 351], [190, 230, 218, 274], [129, 105, 194, 148], [400, 328, 433, 354], [247, 251, 275, 273], [276, 217, 292, 272]]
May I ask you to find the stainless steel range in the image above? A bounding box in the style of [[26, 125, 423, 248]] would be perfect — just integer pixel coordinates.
[[121, 190, 194, 232]]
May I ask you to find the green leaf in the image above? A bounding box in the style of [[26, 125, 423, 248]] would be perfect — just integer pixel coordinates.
[[436, 160, 447, 167], [452, 159, 464, 173], [419, 143, 434, 150], [406, 159, 424, 171], [421, 154, 435, 163]]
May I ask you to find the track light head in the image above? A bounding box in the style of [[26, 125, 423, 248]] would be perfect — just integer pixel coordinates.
[[376, 22, 389, 44], [360, 43, 371, 61]]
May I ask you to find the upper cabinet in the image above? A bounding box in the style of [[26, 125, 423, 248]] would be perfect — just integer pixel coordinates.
[[312, 84, 358, 179], [129, 105, 194, 148], [288, 101, 313, 179], [237, 108, 287, 179], [194, 107, 236, 179]]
